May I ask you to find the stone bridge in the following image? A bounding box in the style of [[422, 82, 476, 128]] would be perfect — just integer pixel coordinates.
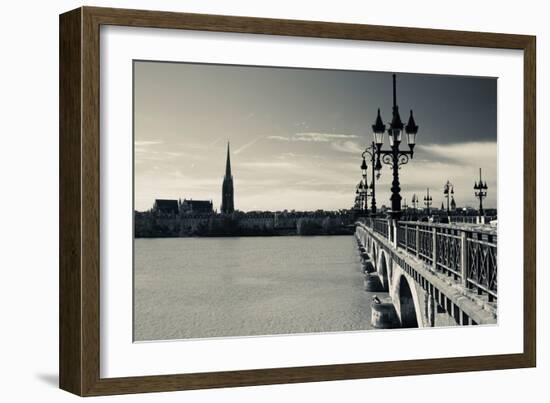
[[355, 218, 497, 328]]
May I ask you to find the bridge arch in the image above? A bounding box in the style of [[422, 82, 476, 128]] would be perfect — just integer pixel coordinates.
[[397, 275, 420, 328], [387, 255, 393, 285], [377, 250, 390, 291], [357, 221, 497, 328], [369, 237, 374, 260]]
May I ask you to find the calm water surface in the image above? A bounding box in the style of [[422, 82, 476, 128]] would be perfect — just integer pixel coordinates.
[[134, 235, 378, 341]]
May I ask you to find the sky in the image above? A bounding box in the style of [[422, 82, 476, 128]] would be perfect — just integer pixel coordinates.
[[134, 61, 497, 212]]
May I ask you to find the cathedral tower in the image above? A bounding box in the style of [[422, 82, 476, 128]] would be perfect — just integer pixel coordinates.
[[221, 142, 235, 214]]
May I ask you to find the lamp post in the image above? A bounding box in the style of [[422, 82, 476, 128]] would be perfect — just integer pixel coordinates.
[[354, 185, 360, 211], [361, 142, 378, 214], [474, 168, 488, 216], [412, 193, 419, 220], [424, 187, 432, 216], [354, 185, 361, 212], [360, 180, 367, 212], [372, 74, 419, 220], [355, 179, 368, 215], [443, 180, 454, 214], [411, 193, 418, 210]]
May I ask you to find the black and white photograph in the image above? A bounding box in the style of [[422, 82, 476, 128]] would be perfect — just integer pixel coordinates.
[[2, 0, 543, 399], [133, 61, 498, 341]]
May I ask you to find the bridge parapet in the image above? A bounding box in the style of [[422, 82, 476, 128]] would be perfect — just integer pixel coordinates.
[[397, 221, 497, 301], [448, 215, 497, 224], [356, 219, 497, 327], [361, 218, 497, 301]]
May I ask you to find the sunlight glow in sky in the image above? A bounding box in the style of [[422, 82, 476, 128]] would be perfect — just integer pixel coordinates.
[[134, 61, 497, 212]]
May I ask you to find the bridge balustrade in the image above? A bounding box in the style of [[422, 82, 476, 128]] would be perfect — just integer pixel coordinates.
[[365, 219, 497, 301], [448, 215, 478, 224], [373, 218, 389, 238], [448, 215, 497, 224], [466, 232, 497, 301]]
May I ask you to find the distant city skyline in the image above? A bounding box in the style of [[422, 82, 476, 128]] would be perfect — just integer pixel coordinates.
[[134, 61, 497, 212]]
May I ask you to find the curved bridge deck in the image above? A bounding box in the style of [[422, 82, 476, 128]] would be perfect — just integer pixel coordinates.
[[356, 218, 497, 327]]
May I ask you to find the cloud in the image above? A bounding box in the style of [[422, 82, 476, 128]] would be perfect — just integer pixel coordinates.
[[135, 135, 497, 212], [236, 188, 353, 212], [331, 140, 364, 154], [134, 149, 185, 162], [381, 141, 498, 209], [165, 151, 183, 157], [240, 161, 296, 169], [294, 132, 358, 142], [234, 137, 262, 154], [417, 141, 497, 165], [276, 152, 318, 160], [267, 135, 290, 141], [267, 132, 358, 143], [277, 152, 299, 159], [135, 140, 163, 146]]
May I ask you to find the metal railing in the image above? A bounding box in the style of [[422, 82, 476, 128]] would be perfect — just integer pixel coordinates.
[[448, 215, 497, 224], [363, 219, 497, 301], [374, 218, 389, 238], [448, 215, 478, 224], [466, 232, 497, 300]]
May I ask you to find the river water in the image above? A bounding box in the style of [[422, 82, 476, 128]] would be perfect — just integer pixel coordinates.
[[134, 235, 380, 341]]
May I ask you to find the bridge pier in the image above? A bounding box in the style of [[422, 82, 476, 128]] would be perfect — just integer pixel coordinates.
[[371, 300, 400, 329], [363, 273, 384, 292], [362, 258, 375, 274]]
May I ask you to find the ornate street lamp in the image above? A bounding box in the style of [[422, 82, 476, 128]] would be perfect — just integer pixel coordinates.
[[372, 74, 419, 219], [474, 168, 488, 216], [355, 179, 369, 214], [361, 142, 379, 214], [360, 180, 367, 212], [411, 193, 417, 210], [443, 180, 454, 214], [424, 187, 432, 216]]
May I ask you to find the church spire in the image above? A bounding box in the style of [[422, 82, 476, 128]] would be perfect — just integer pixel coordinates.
[[221, 141, 235, 214], [225, 141, 232, 178]]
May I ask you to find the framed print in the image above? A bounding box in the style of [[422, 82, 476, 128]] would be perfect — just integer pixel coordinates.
[[59, 6, 536, 396]]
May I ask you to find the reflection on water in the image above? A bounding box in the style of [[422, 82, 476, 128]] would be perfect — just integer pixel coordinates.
[[134, 235, 378, 341]]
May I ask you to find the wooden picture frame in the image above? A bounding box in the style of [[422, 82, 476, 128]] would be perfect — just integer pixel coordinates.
[[59, 6, 536, 396]]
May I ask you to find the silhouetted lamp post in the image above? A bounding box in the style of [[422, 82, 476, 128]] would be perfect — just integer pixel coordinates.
[[359, 180, 367, 212], [356, 179, 368, 214], [372, 74, 419, 219], [411, 193, 419, 210], [361, 142, 378, 214], [443, 180, 454, 214], [474, 168, 488, 216], [424, 188, 432, 216]]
